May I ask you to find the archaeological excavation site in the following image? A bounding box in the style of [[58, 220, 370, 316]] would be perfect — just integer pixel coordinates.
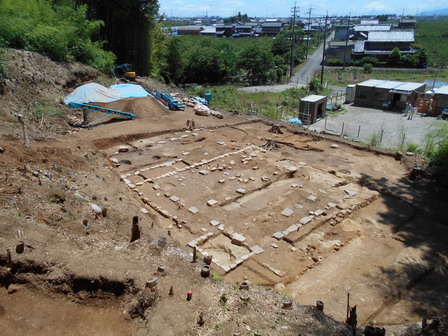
[[1, 50, 447, 336]]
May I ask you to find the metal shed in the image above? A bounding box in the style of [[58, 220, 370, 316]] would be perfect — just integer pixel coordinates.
[[299, 95, 327, 124], [354, 80, 425, 110], [433, 85, 448, 114]]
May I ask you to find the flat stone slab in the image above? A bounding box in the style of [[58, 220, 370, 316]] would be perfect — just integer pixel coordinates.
[[250, 245, 264, 255], [286, 224, 299, 233], [291, 183, 302, 188], [199, 170, 209, 175], [286, 166, 298, 173], [298, 161, 307, 166], [141, 208, 149, 214], [210, 220, 221, 226], [207, 199, 218, 206], [307, 195, 318, 201], [188, 206, 199, 214], [299, 216, 312, 225], [218, 179, 226, 183], [327, 202, 337, 208], [271, 243, 278, 248], [236, 188, 246, 194], [281, 208, 294, 217], [344, 189, 357, 197], [169, 195, 180, 202], [153, 185, 161, 190], [273, 232, 284, 240], [231, 233, 246, 244], [314, 209, 325, 216]]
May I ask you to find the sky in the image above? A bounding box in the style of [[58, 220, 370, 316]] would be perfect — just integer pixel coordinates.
[[158, 0, 446, 18]]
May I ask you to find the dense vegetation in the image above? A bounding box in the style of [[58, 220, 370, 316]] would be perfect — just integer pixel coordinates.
[[0, 0, 116, 72], [151, 28, 308, 85], [415, 20, 448, 68], [73, 0, 159, 76]]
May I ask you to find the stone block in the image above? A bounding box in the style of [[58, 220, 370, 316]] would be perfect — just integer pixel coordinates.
[[272, 232, 284, 240], [286, 224, 299, 233], [299, 216, 312, 225], [153, 185, 160, 190], [314, 209, 325, 216], [118, 146, 129, 153], [271, 243, 279, 248], [210, 220, 221, 226], [236, 188, 246, 194], [207, 199, 218, 206], [281, 208, 294, 217], [344, 189, 357, 197], [250, 245, 264, 255], [199, 169, 209, 175], [307, 195, 318, 201], [169, 195, 180, 202], [188, 207, 199, 214], [141, 208, 149, 214]]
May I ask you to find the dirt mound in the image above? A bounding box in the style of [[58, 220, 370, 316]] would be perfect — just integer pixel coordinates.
[[0, 49, 99, 121], [95, 96, 169, 120]]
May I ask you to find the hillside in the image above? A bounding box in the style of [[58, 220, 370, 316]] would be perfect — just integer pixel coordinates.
[[1, 49, 448, 336]]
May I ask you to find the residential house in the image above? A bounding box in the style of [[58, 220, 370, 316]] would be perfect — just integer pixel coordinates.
[[215, 25, 235, 37], [233, 25, 253, 37], [324, 41, 355, 64], [174, 26, 204, 36], [351, 24, 391, 40], [259, 22, 284, 36], [352, 30, 415, 61], [334, 24, 353, 40], [398, 19, 417, 29]]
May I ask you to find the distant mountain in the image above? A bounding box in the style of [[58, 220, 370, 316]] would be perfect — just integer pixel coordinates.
[[420, 8, 448, 16]]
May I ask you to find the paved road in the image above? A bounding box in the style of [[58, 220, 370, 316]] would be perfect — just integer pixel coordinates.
[[241, 31, 335, 93]]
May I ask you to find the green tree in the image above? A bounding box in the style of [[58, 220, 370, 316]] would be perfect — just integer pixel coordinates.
[[238, 45, 274, 85], [388, 47, 402, 67], [184, 47, 227, 84], [166, 38, 183, 83]]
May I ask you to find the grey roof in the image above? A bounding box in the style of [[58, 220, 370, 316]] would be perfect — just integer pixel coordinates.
[[176, 25, 203, 31], [435, 86, 448, 95], [301, 94, 327, 103], [354, 24, 391, 32], [368, 30, 414, 42], [357, 79, 425, 92], [235, 25, 252, 29], [262, 22, 283, 27], [357, 79, 389, 88]]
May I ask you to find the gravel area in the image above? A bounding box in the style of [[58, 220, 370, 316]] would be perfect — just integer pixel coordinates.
[[308, 104, 441, 149]]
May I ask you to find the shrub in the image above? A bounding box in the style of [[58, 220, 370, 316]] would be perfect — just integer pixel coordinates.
[[363, 63, 373, 74], [360, 57, 379, 66], [0, 0, 115, 72], [327, 58, 342, 66]]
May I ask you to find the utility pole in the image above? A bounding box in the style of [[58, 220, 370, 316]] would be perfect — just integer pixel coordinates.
[[290, 3, 299, 78], [342, 13, 351, 70], [320, 12, 328, 85], [305, 6, 314, 59]]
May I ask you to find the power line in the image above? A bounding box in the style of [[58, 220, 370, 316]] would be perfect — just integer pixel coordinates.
[[290, 3, 299, 78]]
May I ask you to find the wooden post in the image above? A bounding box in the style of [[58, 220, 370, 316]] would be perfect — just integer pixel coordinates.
[[17, 114, 30, 146], [192, 246, 197, 263], [130, 216, 141, 242]]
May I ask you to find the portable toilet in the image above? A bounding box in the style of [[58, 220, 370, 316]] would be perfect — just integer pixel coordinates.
[[204, 92, 212, 104], [345, 84, 356, 103]]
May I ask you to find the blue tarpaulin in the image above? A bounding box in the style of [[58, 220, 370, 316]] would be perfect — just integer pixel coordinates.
[[109, 84, 149, 98], [288, 118, 302, 125], [64, 83, 122, 105]]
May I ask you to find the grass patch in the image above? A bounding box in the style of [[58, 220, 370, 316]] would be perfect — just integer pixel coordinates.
[[324, 68, 448, 86], [188, 84, 329, 120], [210, 271, 225, 282], [33, 101, 65, 122]]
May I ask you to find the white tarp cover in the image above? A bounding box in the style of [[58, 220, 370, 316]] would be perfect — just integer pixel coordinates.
[[64, 83, 122, 105], [109, 84, 149, 98]]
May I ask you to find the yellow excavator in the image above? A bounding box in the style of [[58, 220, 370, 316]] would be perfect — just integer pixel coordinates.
[[114, 63, 136, 80]]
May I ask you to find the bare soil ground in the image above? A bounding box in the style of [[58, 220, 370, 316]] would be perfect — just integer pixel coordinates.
[[0, 49, 447, 336]]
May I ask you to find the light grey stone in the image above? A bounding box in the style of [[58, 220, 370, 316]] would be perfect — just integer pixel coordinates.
[[207, 199, 218, 206], [344, 189, 357, 197], [271, 243, 279, 248], [153, 185, 161, 190], [273, 232, 284, 240], [169, 195, 180, 202], [210, 220, 221, 226], [307, 195, 318, 201], [188, 206, 199, 214], [299, 216, 312, 225], [250, 245, 264, 255], [281, 208, 294, 217], [118, 146, 129, 153], [236, 188, 246, 194]]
